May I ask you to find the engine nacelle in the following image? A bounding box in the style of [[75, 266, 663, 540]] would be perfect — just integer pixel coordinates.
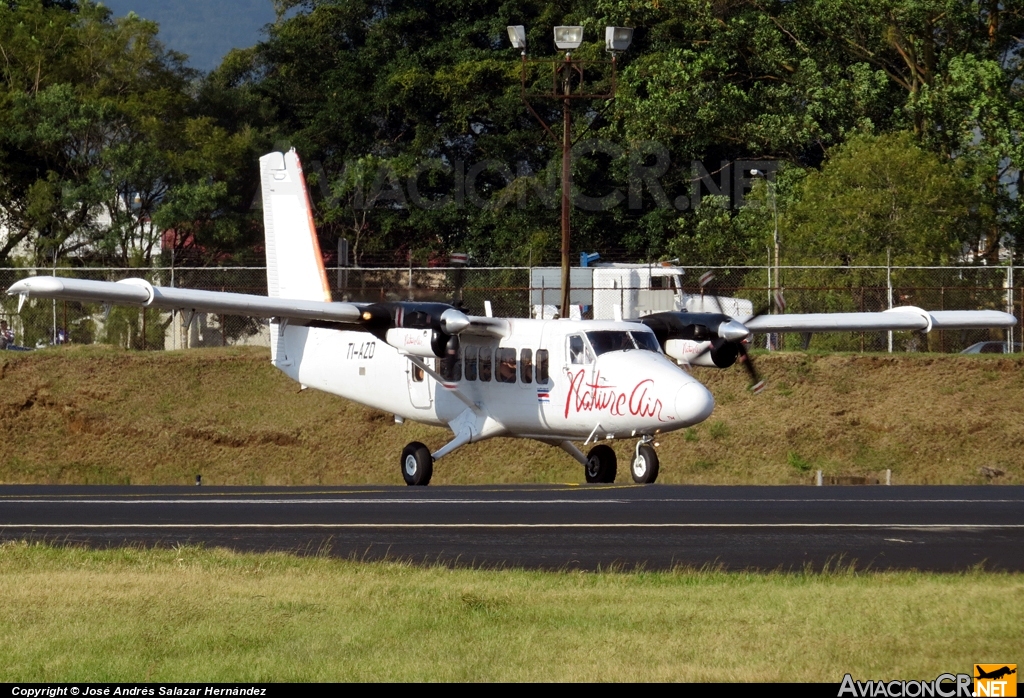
[[364, 301, 459, 358], [385, 328, 440, 358], [665, 338, 740, 368]]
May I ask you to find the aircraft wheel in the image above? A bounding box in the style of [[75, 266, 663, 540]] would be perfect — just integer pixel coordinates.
[[631, 444, 660, 484], [401, 441, 433, 486], [584, 444, 617, 484]]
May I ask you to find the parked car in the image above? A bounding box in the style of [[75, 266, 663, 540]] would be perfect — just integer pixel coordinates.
[[960, 341, 1022, 354]]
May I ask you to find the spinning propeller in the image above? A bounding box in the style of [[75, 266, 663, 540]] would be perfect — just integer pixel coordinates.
[[694, 271, 769, 393], [640, 272, 784, 394]]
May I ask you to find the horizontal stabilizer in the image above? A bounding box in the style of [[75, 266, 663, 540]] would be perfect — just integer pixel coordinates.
[[6, 276, 363, 324]]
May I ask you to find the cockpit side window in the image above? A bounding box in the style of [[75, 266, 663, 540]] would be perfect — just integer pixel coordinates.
[[568, 334, 590, 365]]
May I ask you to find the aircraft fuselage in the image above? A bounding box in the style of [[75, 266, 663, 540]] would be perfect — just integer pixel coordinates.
[[275, 318, 715, 444]]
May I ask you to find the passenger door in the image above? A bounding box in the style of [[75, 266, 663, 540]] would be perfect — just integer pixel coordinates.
[[406, 361, 432, 409]]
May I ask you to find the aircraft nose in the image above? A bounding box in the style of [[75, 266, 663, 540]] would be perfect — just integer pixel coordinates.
[[674, 381, 715, 426]]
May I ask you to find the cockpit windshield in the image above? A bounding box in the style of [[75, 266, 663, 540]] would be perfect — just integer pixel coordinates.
[[585, 331, 662, 356], [631, 331, 662, 353]]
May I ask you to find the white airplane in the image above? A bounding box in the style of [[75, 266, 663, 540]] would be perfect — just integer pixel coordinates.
[[7, 151, 1017, 485]]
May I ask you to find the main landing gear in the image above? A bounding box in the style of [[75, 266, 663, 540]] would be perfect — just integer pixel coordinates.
[[401, 441, 433, 486], [584, 444, 617, 483], [401, 426, 474, 485], [582, 437, 660, 485]]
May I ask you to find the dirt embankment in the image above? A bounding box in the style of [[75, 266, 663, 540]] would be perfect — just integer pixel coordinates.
[[1, 346, 1021, 485]]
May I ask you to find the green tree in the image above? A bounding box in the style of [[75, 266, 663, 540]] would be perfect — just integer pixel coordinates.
[[782, 132, 978, 266], [0, 1, 263, 268]]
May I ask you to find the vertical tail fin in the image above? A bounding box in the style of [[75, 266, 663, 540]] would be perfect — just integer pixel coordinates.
[[260, 150, 332, 302]]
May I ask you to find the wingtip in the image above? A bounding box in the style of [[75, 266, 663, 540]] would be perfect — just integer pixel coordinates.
[[6, 277, 63, 296]]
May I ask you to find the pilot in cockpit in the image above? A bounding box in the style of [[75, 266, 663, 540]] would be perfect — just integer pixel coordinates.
[[569, 335, 586, 364]]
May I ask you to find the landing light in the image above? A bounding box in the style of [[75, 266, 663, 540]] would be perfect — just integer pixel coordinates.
[[553, 26, 583, 50], [361, 311, 372, 321]]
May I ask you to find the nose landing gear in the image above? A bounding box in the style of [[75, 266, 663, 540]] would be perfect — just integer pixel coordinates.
[[630, 437, 660, 484]]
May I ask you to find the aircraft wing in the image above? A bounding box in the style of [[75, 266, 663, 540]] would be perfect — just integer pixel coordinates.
[[739, 307, 1017, 333], [6, 276, 364, 324], [6, 275, 510, 340]]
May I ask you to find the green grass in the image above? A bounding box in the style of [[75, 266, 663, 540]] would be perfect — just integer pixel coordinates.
[[788, 451, 814, 473], [0, 543, 1021, 682]]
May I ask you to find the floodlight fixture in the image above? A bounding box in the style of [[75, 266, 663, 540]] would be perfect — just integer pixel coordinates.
[[507, 25, 526, 51], [605, 26, 633, 52], [553, 26, 583, 50]]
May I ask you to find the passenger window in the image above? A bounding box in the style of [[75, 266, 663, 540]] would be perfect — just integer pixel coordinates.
[[440, 350, 462, 382], [496, 347, 517, 384], [536, 349, 549, 383], [412, 364, 425, 382], [520, 348, 533, 384], [479, 348, 492, 382], [464, 346, 478, 381]]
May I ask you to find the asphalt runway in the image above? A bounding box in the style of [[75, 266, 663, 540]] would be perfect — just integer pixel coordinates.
[[1, 484, 1022, 571]]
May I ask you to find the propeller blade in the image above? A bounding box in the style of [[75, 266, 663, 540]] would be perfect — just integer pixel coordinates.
[[698, 271, 724, 314], [689, 339, 714, 363], [696, 270, 766, 392], [738, 344, 765, 393]]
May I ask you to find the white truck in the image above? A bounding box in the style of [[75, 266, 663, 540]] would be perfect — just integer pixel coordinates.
[[530, 264, 753, 320]]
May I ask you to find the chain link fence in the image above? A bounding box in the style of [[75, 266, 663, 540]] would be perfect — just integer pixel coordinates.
[[0, 265, 1019, 353]]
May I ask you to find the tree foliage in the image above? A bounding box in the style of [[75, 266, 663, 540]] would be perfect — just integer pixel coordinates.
[[784, 132, 978, 266], [0, 0, 264, 268], [1, 0, 1022, 268]]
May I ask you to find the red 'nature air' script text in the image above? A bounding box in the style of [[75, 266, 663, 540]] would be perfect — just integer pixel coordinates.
[[564, 369, 668, 421]]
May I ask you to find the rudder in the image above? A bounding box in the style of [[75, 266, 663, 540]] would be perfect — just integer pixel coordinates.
[[260, 150, 332, 302]]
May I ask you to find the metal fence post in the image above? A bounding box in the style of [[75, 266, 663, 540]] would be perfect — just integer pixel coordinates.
[[1007, 265, 1014, 353], [1018, 267, 1023, 352], [886, 252, 893, 353]]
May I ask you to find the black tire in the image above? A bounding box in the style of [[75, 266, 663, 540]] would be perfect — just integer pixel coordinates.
[[631, 444, 660, 484], [584, 444, 617, 484], [401, 441, 433, 486]]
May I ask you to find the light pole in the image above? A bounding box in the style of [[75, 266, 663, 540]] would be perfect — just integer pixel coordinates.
[[508, 24, 632, 319], [752, 168, 781, 349]]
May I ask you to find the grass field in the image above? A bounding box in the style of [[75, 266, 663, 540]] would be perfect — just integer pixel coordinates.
[[1, 345, 1022, 486], [1, 542, 1020, 682]]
